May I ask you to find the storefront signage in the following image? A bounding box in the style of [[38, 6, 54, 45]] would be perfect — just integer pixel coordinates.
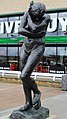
[[0, 21, 20, 34], [0, 13, 67, 34], [48, 13, 67, 32]]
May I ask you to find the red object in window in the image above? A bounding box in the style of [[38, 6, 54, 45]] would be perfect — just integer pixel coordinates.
[[42, 68, 48, 73], [10, 64, 16, 71], [36, 65, 48, 73], [36, 65, 42, 72]]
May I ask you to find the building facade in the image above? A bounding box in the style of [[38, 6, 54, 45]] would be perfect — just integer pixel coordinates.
[[0, 0, 67, 73]]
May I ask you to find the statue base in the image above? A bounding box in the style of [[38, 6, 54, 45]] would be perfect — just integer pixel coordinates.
[[0, 115, 59, 119], [9, 107, 49, 119]]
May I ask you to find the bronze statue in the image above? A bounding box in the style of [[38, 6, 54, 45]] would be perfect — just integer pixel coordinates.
[[18, 1, 50, 111]]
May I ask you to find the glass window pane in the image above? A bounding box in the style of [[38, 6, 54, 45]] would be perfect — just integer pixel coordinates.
[[0, 47, 7, 66], [44, 47, 56, 56], [0, 47, 6, 56], [58, 47, 67, 56], [8, 47, 18, 56]]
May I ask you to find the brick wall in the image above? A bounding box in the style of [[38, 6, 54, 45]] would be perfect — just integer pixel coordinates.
[[0, 0, 67, 15]]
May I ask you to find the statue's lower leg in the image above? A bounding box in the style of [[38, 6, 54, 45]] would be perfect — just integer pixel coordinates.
[[19, 79, 32, 111], [20, 76, 41, 111], [27, 78, 41, 110]]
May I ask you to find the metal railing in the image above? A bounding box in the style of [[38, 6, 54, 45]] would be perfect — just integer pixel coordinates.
[[0, 70, 63, 81]]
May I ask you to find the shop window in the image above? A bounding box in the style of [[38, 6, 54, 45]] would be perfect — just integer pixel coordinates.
[[8, 47, 19, 70], [0, 47, 9, 70]]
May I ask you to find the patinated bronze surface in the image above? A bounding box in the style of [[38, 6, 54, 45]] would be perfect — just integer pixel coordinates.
[[18, 1, 50, 111]]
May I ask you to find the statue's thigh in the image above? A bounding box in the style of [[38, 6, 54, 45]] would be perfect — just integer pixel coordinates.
[[21, 45, 44, 75]]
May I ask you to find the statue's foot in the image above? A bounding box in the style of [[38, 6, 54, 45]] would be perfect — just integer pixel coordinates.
[[19, 103, 32, 112], [33, 99, 41, 110], [32, 91, 41, 110], [32, 91, 41, 105]]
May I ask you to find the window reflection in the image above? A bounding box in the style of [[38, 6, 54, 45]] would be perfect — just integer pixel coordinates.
[[57, 47, 67, 67], [58, 47, 67, 56], [0, 47, 6, 56], [44, 47, 56, 56], [8, 47, 19, 70], [43, 47, 56, 66], [8, 47, 18, 56]]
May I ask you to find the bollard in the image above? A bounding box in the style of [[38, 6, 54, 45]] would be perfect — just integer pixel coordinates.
[[62, 74, 67, 91]]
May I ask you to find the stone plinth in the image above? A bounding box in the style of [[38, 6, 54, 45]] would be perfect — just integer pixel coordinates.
[[0, 115, 59, 119], [9, 107, 49, 119], [62, 74, 67, 91]]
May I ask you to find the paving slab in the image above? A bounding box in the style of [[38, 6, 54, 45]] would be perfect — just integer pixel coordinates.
[[47, 115, 59, 119], [0, 83, 67, 119], [0, 82, 66, 111], [42, 93, 67, 119]]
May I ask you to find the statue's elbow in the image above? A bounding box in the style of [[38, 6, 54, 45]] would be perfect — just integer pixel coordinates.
[[18, 27, 23, 35]]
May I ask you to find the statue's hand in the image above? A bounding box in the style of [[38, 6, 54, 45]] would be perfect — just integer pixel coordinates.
[[27, 15, 37, 31], [31, 27, 37, 33]]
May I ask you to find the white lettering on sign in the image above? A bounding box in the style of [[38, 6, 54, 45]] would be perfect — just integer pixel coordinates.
[[0, 22, 4, 33], [14, 21, 20, 33], [0, 21, 20, 34], [58, 17, 67, 31], [47, 18, 57, 32], [47, 13, 57, 32], [5, 21, 14, 33]]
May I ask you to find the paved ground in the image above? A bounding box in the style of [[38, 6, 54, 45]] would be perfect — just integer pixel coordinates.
[[0, 82, 66, 111], [42, 93, 67, 119], [0, 82, 67, 118]]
